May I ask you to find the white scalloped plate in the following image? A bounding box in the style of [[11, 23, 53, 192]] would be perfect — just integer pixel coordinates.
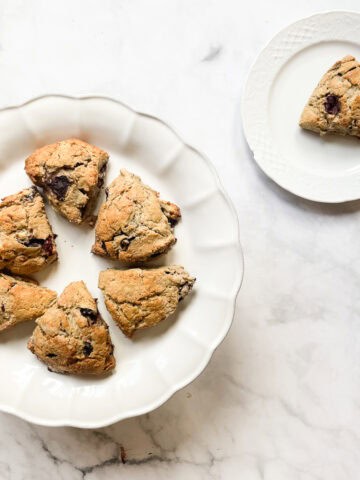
[[0, 95, 243, 427], [242, 11, 360, 203]]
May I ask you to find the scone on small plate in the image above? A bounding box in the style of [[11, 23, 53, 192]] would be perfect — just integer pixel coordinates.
[[300, 55, 360, 137], [25, 138, 109, 224], [0, 273, 56, 333], [0, 186, 58, 275], [92, 170, 181, 263], [98, 266, 195, 338], [28, 281, 115, 375]]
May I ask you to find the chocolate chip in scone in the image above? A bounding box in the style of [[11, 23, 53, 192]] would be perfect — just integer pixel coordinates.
[[47, 175, 72, 201], [83, 341, 93, 356], [324, 94, 341, 115], [21, 236, 55, 255], [73, 161, 86, 169], [97, 241, 108, 254], [22, 238, 45, 248], [167, 217, 178, 228], [46, 353, 57, 358], [23, 187, 38, 202], [42, 236, 54, 257], [79, 204, 88, 219], [120, 238, 130, 250], [1, 304, 5, 313], [97, 164, 107, 188], [80, 308, 98, 323], [160, 206, 179, 228], [178, 281, 195, 300], [120, 236, 135, 251]]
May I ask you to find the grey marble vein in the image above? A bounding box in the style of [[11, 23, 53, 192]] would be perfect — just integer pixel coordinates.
[[202, 45, 223, 62]]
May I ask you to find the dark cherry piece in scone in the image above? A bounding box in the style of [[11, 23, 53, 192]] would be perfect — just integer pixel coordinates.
[[28, 281, 115, 375], [92, 170, 181, 263], [0, 272, 56, 333], [0, 187, 57, 275], [98, 266, 195, 338], [25, 138, 109, 224], [300, 55, 360, 137]]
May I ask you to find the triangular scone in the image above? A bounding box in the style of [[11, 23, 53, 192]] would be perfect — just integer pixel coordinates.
[[0, 273, 56, 333], [300, 55, 360, 136], [25, 139, 108, 224], [0, 187, 58, 275], [28, 281, 115, 375], [99, 266, 195, 338], [92, 170, 181, 263]]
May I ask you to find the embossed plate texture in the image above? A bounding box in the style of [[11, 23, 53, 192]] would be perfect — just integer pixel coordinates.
[[242, 11, 360, 202]]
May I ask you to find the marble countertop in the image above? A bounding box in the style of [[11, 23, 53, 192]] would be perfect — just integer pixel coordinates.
[[1, 0, 360, 478]]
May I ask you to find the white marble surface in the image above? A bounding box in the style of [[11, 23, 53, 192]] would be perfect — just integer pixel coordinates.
[[1, 0, 360, 478]]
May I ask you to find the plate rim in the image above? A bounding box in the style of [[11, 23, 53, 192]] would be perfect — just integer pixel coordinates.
[[241, 10, 360, 204], [0, 94, 244, 428]]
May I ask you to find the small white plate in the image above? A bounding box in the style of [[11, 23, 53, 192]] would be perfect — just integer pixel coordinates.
[[0, 95, 243, 428], [242, 11, 360, 203]]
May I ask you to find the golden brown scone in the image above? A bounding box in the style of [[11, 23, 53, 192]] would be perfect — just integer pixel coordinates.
[[28, 281, 115, 375], [0, 187, 58, 275], [25, 138, 109, 224], [300, 55, 360, 137], [0, 272, 56, 333], [92, 170, 181, 263], [98, 266, 195, 337]]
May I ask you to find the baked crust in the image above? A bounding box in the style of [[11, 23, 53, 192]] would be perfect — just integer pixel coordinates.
[[300, 55, 360, 136], [0, 273, 56, 332], [25, 138, 108, 224], [99, 265, 195, 337], [0, 187, 57, 274], [28, 281, 116, 375], [92, 170, 181, 263]]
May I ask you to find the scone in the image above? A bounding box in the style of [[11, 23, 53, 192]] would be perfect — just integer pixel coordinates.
[[98, 266, 195, 337], [92, 170, 181, 262], [0, 187, 58, 274], [300, 55, 360, 137], [28, 281, 115, 375], [0, 273, 56, 333], [25, 138, 109, 224]]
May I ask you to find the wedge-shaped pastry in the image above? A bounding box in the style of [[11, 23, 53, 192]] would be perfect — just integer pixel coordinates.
[[92, 170, 181, 263], [0, 273, 56, 333], [99, 266, 195, 337], [300, 55, 360, 137], [28, 281, 115, 375], [25, 138, 109, 224], [0, 187, 58, 275]]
